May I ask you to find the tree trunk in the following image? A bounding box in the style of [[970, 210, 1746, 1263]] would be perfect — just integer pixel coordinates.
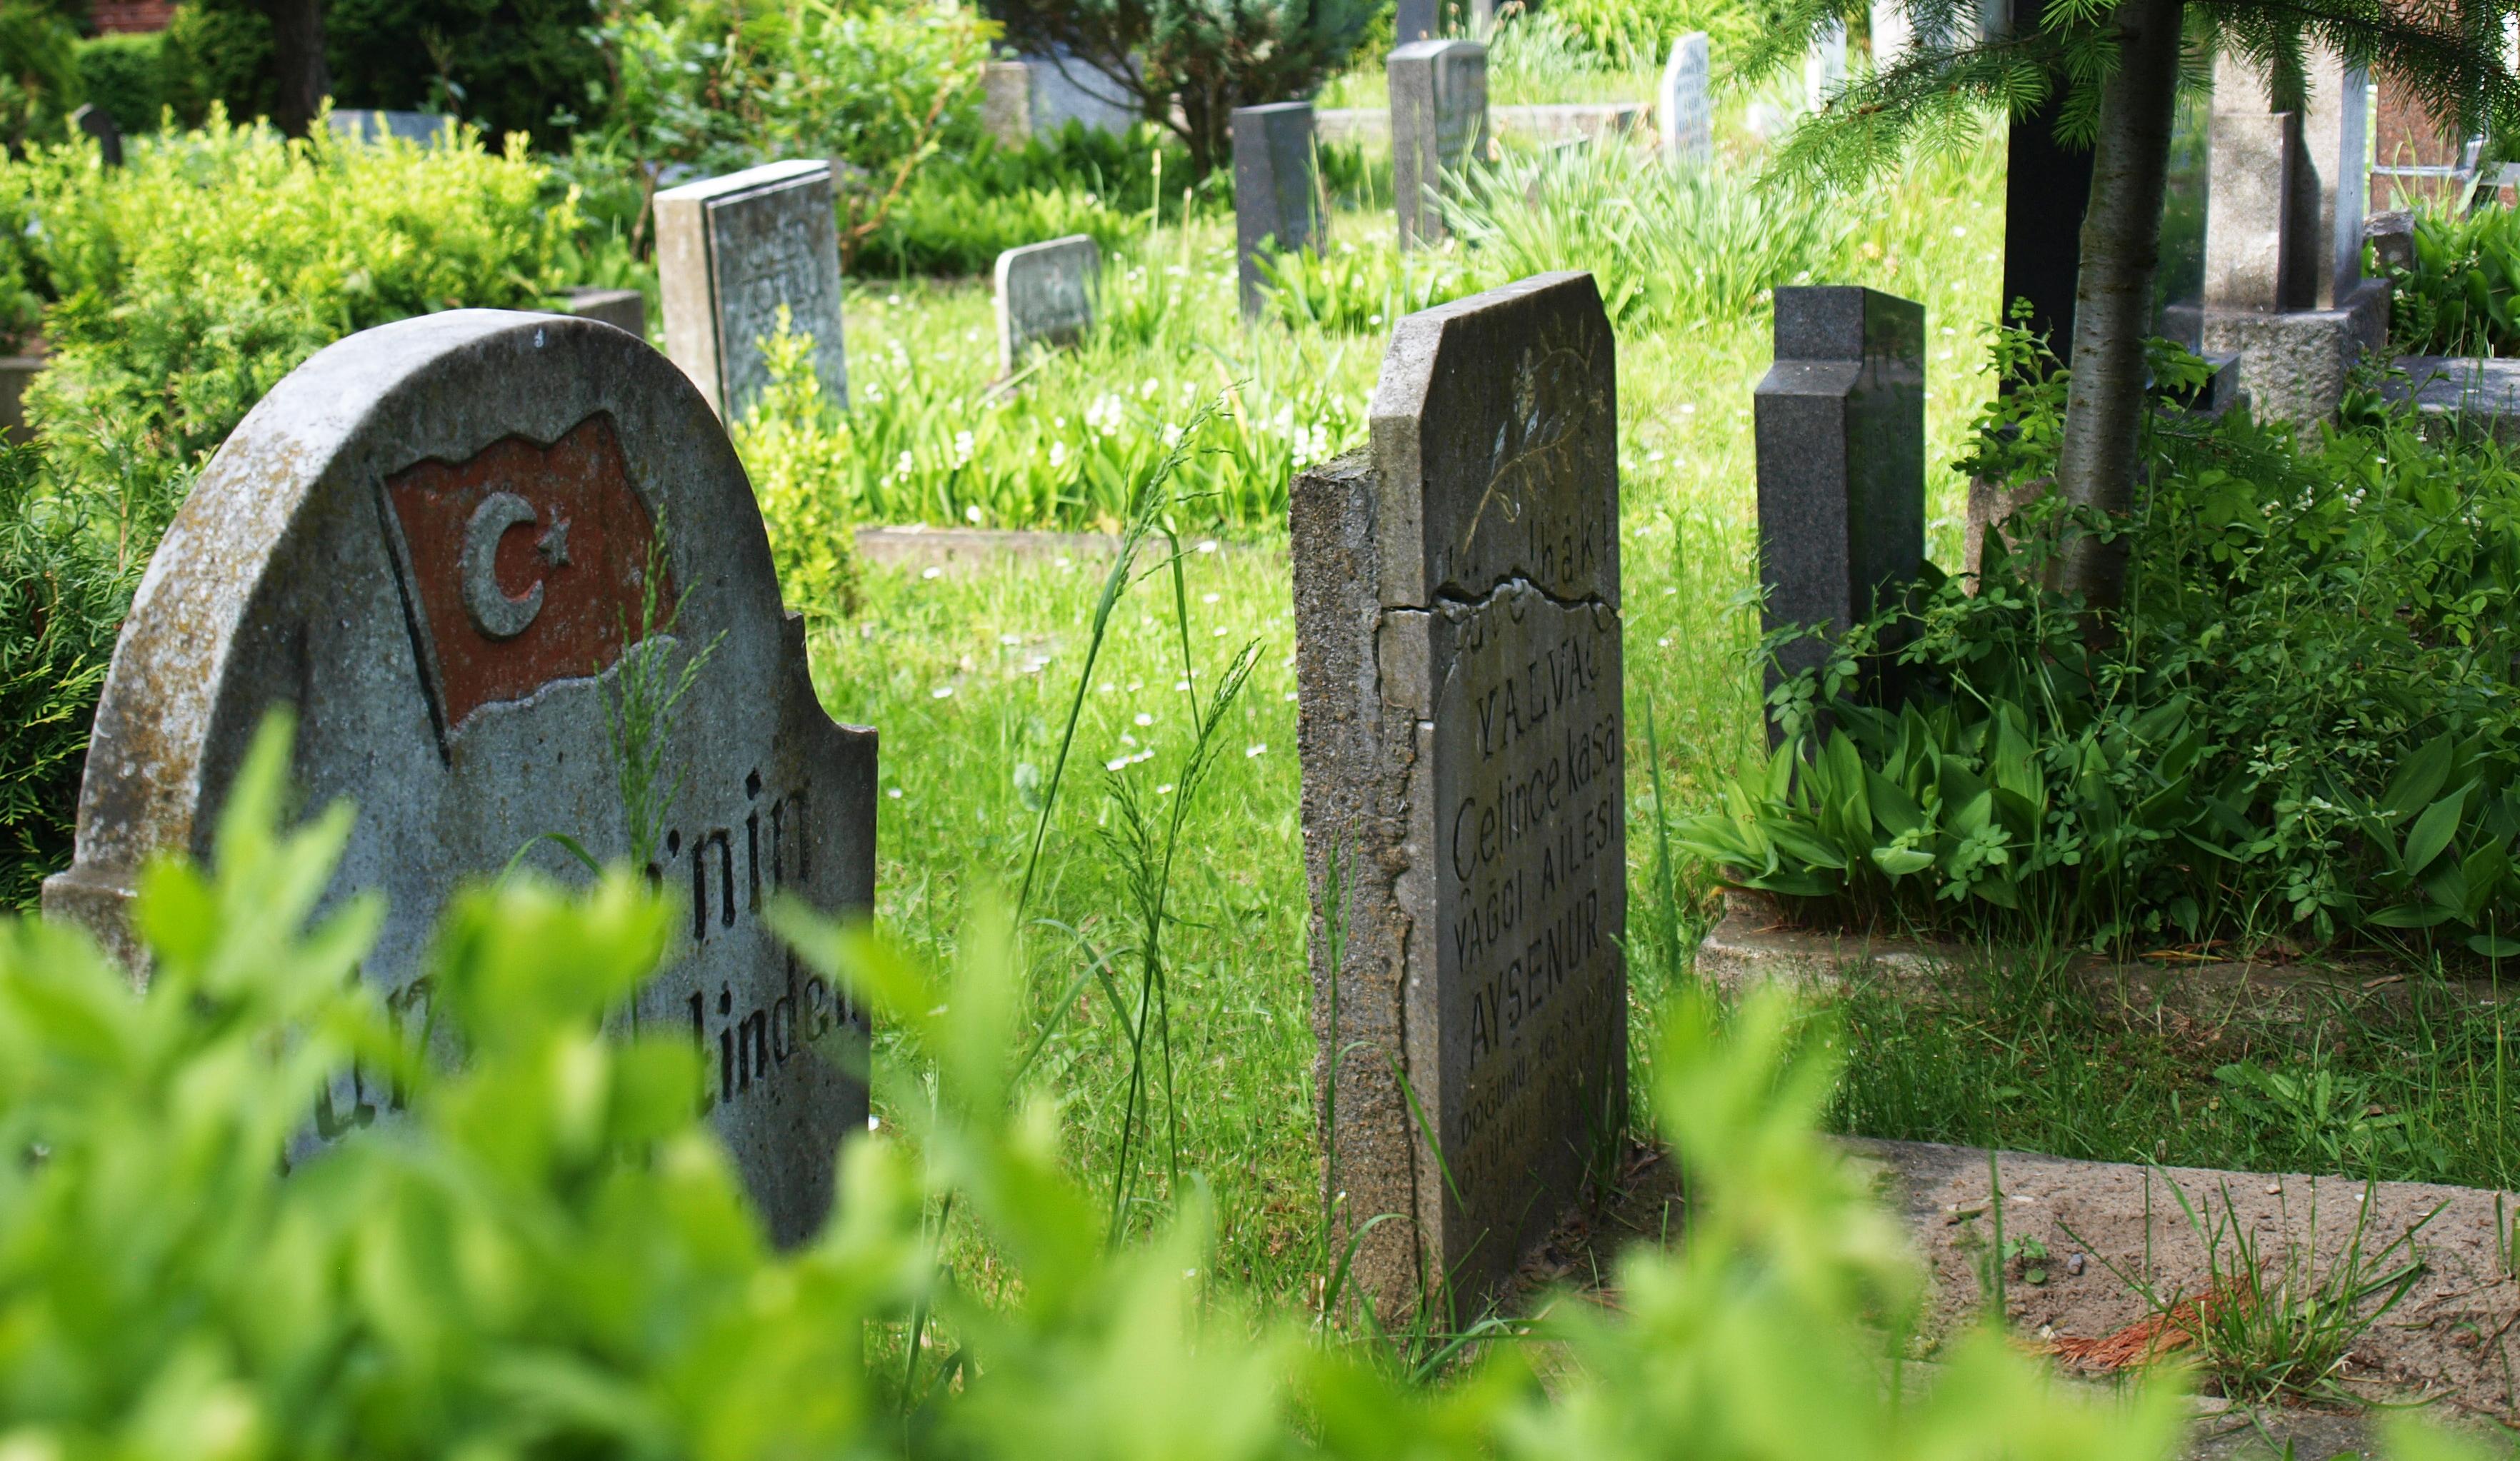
[[261, 0, 331, 139], [2052, 0, 2184, 614]]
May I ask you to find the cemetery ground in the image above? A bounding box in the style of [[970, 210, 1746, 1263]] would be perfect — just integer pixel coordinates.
[[21, 90, 2520, 1447], [819, 146, 2520, 1415]]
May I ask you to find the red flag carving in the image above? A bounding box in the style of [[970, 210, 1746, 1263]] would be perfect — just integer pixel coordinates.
[[381, 412, 674, 742]]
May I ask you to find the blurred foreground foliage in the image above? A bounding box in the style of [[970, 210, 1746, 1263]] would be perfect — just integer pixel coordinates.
[[0, 715, 2279, 1461]]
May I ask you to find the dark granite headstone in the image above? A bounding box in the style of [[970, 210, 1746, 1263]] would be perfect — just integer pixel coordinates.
[[1234, 101, 1320, 317], [1752, 286, 1925, 725], [69, 104, 121, 167], [1294, 271, 1625, 1322], [41, 311, 876, 1246], [656, 159, 848, 421], [1390, 39, 1487, 249]]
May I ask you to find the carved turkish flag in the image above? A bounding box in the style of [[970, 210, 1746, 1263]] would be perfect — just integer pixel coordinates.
[[381, 412, 673, 741]]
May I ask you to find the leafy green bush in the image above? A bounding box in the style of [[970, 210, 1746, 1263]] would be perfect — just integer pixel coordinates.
[[0, 441, 117, 910], [2381, 199, 2520, 357], [0, 711, 2224, 1461], [73, 31, 175, 136], [1680, 337, 2520, 959], [29, 115, 582, 569], [578, 0, 994, 264], [0, 0, 82, 153], [1443, 139, 1854, 331], [1544, 0, 1779, 70], [854, 124, 1204, 277]]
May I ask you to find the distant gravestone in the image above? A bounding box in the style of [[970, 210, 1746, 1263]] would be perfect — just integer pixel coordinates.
[[559, 286, 647, 341], [1233, 101, 1320, 317], [1293, 271, 1626, 1322], [994, 234, 1099, 375], [326, 109, 451, 146], [656, 159, 848, 421], [1658, 32, 1709, 166], [1396, 0, 1437, 43], [1390, 39, 1488, 249], [41, 310, 877, 1246], [1751, 286, 1925, 725], [69, 104, 121, 167]]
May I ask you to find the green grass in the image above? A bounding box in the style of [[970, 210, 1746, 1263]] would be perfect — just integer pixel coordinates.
[[781, 110, 2520, 1332], [799, 129, 2014, 1315]]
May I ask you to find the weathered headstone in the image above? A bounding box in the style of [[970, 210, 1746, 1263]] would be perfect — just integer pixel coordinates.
[[983, 61, 1032, 148], [326, 109, 451, 146], [994, 234, 1099, 375], [984, 51, 1141, 144], [1294, 271, 1626, 1322], [1234, 101, 1320, 317], [1659, 32, 1710, 166], [656, 159, 848, 421], [1390, 39, 1488, 249], [2201, 47, 2387, 426], [1871, 0, 1912, 69], [1752, 286, 1924, 720], [69, 104, 121, 167], [41, 309, 877, 1246]]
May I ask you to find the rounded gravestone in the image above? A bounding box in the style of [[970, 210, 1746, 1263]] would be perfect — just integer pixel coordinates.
[[43, 309, 875, 1245]]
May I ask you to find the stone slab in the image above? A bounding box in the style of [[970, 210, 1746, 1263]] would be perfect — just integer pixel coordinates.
[[1234, 101, 1320, 317], [2201, 275, 2386, 428], [1658, 34, 1709, 166], [1389, 39, 1487, 248], [41, 309, 875, 1247], [994, 234, 1099, 376], [1295, 271, 1624, 1322], [1751, 285, 1925, 716], [558, 286, 646, 341], [2381, 354, 2520, 442], [656, 159, 848, 421]]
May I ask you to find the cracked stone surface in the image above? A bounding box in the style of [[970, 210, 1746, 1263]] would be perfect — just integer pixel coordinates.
[[1295, 272, 1626, 1320]]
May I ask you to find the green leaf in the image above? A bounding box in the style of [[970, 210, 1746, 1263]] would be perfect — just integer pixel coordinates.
[[2402, 785, 2471, 877], [1871, 845, 1934, 878], [2383, 732, 2456, 819]]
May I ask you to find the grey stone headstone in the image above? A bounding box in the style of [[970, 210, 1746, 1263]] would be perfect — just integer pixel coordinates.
[[1234, 101, 1320, 317], [1396, 0, 1437, 43], [40, 310, 876, 1245], [1390, 39, 1487, 249], [559, 286, 647, 341], [1871, 0, 1911, 68], [994, 234, 1099, 375], [983, 61, 1032, 148], [1752, 286, 1925, 723], [2206, 47, 2369, 311], [1294, 271, 1625, 1322], [1658, 32, 1709, 166], [656, 159, 848, 421], [69, 104, 121, 167], [326, 109, 452, 146], [2204, 103, 2297, 311], [1019, 50, 1140, 137]]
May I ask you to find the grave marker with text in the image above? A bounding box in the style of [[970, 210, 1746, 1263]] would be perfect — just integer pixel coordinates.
[[657, 159, 849, 421], [42, 309, 876, 1246], [1294, 271, 1626, 1320], [995, 235, 1100, 375]]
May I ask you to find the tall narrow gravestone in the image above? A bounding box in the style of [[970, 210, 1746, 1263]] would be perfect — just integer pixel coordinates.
[[1293, 272, 1626, 1320], [656, 159, 848, 421], [1752, 286, 1925, 724], [1390, 40, 1488, 249], [995, 235, 1100, 376], [1658, 32, 1710, 167], [41, 310, 877, 1247], [1234, 101, 1321, 317]]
